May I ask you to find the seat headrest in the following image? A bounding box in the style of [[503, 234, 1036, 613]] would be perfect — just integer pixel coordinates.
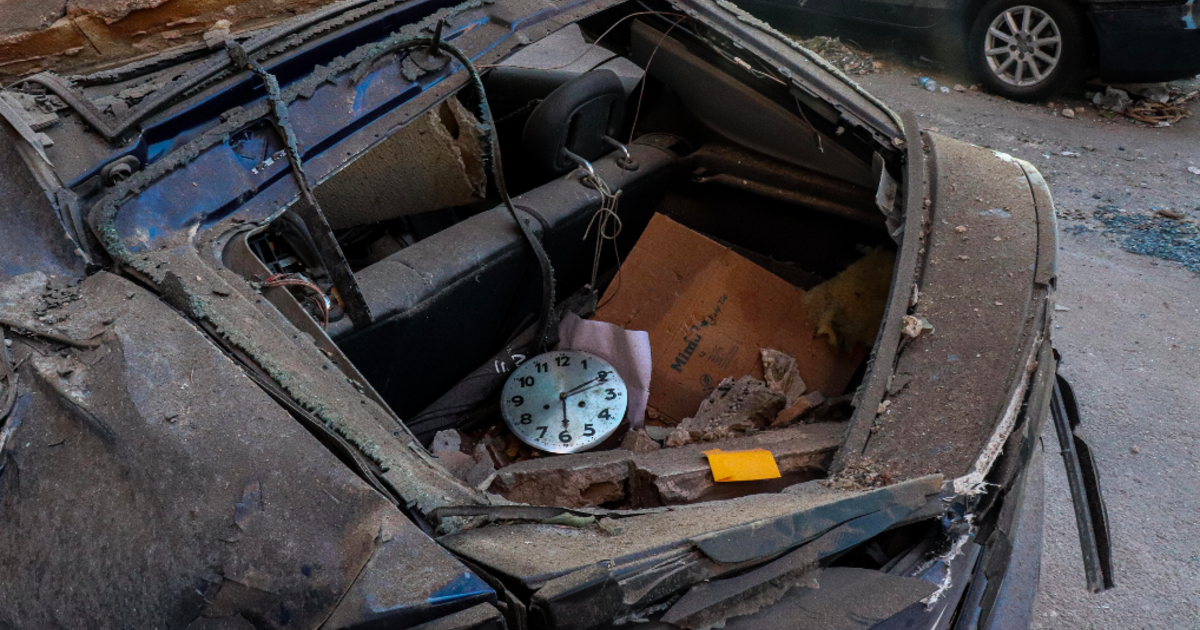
[[521, 69, 626, 178]]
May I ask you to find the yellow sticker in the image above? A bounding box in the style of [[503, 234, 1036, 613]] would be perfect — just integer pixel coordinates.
[[702, 448, 782, 482]]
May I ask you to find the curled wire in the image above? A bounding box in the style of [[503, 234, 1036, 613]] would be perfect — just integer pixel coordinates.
[[264, 273, 331, 329], [580, 169, 625, 301]]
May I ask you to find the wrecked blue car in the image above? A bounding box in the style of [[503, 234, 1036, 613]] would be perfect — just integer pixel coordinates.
[[0, 0, 1112, 627]]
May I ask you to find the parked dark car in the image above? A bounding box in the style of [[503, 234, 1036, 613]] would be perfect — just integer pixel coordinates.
[[0, 0, 1111, 627], [740, 0, 1200, 100]]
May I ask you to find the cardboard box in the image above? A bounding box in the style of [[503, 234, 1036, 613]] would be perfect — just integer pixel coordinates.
[[595, 214, 865, 425]]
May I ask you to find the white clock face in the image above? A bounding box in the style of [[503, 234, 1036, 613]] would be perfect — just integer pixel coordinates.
[[500, 350, 628, 454]]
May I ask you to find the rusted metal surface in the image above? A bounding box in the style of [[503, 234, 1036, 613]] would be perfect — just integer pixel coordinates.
[[851, 133, 1047, 482]]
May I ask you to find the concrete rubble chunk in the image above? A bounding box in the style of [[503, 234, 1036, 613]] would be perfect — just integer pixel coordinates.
[[486, 451, 631, 508], [488, 422, 847, 507], [435, 443, 496, 488], [621, 429, 662, 454], [432, 429, 464, 454], [760, 348, 807, 405], [665, 427, 691, 448], [670, 376, 787, 447], [430, 428, 495, 488]]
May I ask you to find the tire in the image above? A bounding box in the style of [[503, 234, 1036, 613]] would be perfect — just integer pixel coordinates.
[[968, 0, 1084, 102]]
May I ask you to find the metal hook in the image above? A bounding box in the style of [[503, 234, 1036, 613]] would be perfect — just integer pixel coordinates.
[[602, 136, 638, 171], [602, 136, 630, 162], [563, 148, 595, 179]]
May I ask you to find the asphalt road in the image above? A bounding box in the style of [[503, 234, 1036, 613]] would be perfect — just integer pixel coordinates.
[[847, 64, 1200, 628]]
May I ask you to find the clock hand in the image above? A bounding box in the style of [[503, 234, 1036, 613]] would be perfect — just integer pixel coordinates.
[[562, 375, 606, 398], [561, 397, 570, 429]]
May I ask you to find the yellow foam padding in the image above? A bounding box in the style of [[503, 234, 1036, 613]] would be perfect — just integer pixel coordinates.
[[800, 248, 895, 351], [702, 448, 782, 482]]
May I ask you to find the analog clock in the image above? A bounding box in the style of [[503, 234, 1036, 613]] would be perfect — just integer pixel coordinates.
[[500, 350, 628, 454]]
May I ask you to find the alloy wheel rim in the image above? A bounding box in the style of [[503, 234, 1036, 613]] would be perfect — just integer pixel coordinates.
[[984, 6, 1061, 87]]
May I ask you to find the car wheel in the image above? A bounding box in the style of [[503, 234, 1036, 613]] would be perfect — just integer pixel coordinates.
[[968, 0, 1083, 101]]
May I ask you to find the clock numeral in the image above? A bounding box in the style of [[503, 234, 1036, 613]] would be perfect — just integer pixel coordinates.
[[511, 395, 524, 407], [604, 388, 617, 400], [520, 413, 532, 425], [555, 355, 571, 367], [536, 426, 548, 439], [534, 362, 548, 373], [581, 359, 589, 369], [583, 424, 595, 437], [597, 408, 611, 420], [518, 376, 536, 387], [597, 370, 609, 382], [558, 430, 572, 444]]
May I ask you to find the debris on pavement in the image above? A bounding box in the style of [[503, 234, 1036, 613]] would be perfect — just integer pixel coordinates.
[[1094, 207, 1200, 273], [1062, 108, 1075, 119], [794, 36, 880, 75], [1092, 86, 1133, 113], [919, 77, 938, 92], [1124, 101, 1190, 125], [1091, 83, 1196, 124]]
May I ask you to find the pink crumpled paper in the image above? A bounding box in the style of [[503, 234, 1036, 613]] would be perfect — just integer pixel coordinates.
[[557, 312, 652, 429]]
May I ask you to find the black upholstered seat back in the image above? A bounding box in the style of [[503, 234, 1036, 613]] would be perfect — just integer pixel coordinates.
[[332, 143, 677, 419]]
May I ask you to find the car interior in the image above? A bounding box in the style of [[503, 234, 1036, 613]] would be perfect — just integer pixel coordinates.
[[235, 8, 900, 508]]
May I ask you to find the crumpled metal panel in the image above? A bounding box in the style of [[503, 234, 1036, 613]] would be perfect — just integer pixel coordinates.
[[438, 476, 942, 594], [855, 134, 1046, 481], [0, 272, 483, 629], [0, 130, 85, 283]]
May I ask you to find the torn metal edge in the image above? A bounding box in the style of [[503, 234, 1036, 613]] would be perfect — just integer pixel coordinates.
[[951, 332, 1043, 496]]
